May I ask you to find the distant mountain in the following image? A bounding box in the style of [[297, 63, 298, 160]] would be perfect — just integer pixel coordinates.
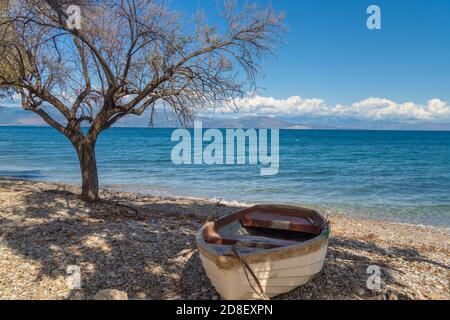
[[0, 106, 309, 129], [1, 106, 449, 130], [279, 116, 450, 131], [0, 106, 46, 126], [199, 116, 308, 129], [116, 111, 305, 129]]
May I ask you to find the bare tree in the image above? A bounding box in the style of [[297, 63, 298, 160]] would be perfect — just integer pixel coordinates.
[[0, 0, 284, 201]]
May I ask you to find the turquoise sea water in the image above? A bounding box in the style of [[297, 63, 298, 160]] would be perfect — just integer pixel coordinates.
[[0, 126, 449, 227]]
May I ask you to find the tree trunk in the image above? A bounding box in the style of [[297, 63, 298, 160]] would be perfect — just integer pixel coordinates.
[[76, 139, 99, 202]]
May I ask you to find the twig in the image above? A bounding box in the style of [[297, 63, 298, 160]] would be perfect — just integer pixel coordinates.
[[96, 198, 139, 215]]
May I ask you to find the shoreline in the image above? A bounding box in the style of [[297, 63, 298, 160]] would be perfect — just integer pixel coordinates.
[[5, 176, 450, 230], [104, 184, 450, 231], [0, 177, 448, 300]]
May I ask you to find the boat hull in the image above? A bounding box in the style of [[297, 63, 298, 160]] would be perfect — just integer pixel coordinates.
[[197, 224, 329, 300]]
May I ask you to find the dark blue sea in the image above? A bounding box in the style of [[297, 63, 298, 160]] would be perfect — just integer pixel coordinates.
[[1, 126, 449, 227]]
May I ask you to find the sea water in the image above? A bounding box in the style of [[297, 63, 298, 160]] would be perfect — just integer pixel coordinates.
[[0, 126, 449, 227]]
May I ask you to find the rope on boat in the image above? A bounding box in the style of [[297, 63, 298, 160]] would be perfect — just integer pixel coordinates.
[[231, 245, 270, 300]]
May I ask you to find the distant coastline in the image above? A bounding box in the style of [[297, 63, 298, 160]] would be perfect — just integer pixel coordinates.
[[2, 106, 450, 131], [1, 124, 450, 132]]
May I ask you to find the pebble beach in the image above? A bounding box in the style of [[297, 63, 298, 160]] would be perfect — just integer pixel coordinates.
[[0, 178, 448, 300]]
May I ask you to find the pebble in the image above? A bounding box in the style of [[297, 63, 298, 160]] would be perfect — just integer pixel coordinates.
[[355, 287, 365, 296], [388, 291, 398, 300], [93, 289, 128, 300]]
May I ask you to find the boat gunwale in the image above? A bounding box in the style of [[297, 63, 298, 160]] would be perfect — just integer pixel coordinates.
[[211, 204, 326, 233]]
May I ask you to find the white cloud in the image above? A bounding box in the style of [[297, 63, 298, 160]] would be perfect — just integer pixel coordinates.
[[4, 91, 450, 123], [206, 95, 450, 121]]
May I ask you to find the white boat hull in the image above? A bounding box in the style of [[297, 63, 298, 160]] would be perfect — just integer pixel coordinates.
[[197, 224, 329, 300]]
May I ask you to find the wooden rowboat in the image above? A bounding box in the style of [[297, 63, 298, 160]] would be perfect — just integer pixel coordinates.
[[196, 205, 330, 300]]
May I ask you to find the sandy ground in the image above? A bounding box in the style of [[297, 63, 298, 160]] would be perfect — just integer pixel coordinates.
[[0, 178, 448, 300]]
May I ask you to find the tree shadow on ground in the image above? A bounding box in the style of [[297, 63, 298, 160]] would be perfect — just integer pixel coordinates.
[[0, 181, 231, 299]]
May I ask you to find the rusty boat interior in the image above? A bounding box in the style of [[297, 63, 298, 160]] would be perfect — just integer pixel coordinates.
[[202, 205, 329, 253]]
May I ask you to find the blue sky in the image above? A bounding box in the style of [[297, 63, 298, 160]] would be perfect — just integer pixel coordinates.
[[3, 0, 450, 125], [178, 0, 450, 105], [171, 0, 450, 124], [263, 0, 450, 105]]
